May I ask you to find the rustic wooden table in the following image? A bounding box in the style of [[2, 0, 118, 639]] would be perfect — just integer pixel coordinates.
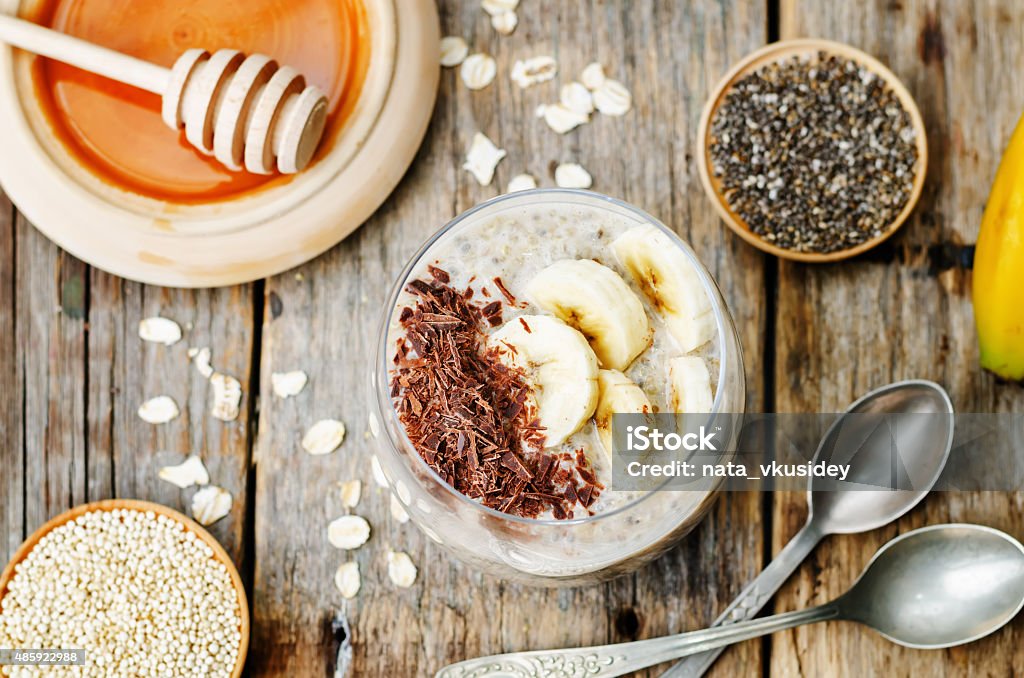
[[2, 1, 1023, 676]]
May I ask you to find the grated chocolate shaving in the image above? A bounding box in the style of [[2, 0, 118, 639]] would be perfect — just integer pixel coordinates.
[[493, 276, 518, 306], [389, 268, 601, 519]]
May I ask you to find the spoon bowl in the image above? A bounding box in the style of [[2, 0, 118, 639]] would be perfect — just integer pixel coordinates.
[[841, 524, 1024, 649], [810, 380, 954, 534]]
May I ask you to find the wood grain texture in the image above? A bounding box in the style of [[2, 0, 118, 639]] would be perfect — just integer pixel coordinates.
[[250, 2, 769, 676], [14, 213, 87, 538], [773, 1, 1024, 675], [84, 274, 256, 566], [0, 214, 256, 569], [0, 187, 19, 566]]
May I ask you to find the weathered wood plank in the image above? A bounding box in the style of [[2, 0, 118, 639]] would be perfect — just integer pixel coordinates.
[[0, 187, 20, 565], [0, 202, 256, 571], [14, 214, 88, 537], [251, 1, 768, 675], [85, 273, 256, 566], [773, 1, 1024, 675], [573, 3, 770, 677]]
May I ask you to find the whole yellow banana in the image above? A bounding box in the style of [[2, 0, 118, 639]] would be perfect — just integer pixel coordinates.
[[974, 113, 1024, 381]]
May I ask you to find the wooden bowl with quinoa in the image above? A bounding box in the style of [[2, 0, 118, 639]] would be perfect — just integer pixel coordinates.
[[0, 499, 249, 677], [697, 38, 928, 263]]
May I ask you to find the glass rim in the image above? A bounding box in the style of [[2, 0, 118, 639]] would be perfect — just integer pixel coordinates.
[[373, 188, 735, 527]]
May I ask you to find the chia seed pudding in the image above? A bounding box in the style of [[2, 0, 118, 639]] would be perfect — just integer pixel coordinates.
[[386, 199, 720, 520]]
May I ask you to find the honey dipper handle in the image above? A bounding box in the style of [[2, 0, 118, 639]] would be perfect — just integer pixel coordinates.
[[0, 12, 169, 94]]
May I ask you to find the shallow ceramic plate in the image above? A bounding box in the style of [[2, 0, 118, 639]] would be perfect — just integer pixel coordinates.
[[0, 0, 439, 287]]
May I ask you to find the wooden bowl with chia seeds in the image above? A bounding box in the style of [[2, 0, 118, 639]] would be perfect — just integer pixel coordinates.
[[0, 499, 249, 677], [697, 39, 928, 263]]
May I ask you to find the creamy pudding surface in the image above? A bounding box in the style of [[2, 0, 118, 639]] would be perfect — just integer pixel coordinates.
[[387, 200, 720, 520]]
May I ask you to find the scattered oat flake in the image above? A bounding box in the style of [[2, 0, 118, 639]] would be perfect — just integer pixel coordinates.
[[303, 419, 346, 455], [555, 162, 593, 189], [189, 346, 214, 379], [463, 132, 506, 186], [328, 515, 371, 550], [507, 174, 537, 193], [511, 56, 557, 89], [271, 370, 308, 398], [560, 82, 594, 116], [370, 455, 389, 488], [158, 455, 210, 489], [481, 0, 518, 15], [339, 480, 362, 509], [581, 62, 606, 90], [593, 79, 632, 116], [210, 372, 242, 422], [387, 551, 418, 588], [390, 494, 410, 524], [460, 53, 497, 90], [490, 10, 517, 35], [191, 485, 232, 526], [335, 562, 361, 599], [138, 317, 182, 346], [543, 103, 589, 134], [138, 396, 179, 424], [439, 36, 468, 67]]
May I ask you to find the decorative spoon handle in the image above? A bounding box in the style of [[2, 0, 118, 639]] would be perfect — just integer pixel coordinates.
[[435, 602, 840, 678], [660, 521, 823, 677]]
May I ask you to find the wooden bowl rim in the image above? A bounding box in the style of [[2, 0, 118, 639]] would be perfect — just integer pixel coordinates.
[[696, 38, 929, 263], [0, 499, 250, 678]]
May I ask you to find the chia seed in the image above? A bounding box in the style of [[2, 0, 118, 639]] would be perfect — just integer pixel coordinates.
[[709, 52, 919, 254]]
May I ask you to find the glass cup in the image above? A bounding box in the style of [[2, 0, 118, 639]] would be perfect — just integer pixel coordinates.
[[371, 189, 745, 586]]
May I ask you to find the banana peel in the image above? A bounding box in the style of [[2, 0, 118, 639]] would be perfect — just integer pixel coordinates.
[[974, 113, 1024, 381]]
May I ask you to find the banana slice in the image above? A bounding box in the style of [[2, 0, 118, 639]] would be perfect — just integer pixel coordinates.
[[612, 225, 715, 353], [595, 369, 653, 460], [526, 259, 652, 370], [669, 356, 714, 413], [489, 315, 599, 447]]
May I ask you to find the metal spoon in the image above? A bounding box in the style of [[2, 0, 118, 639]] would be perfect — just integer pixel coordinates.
[[436, 524, 1024, 678], [662, 379, 954, 677]]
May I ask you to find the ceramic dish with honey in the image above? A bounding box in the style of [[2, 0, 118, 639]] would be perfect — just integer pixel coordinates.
[[0, 0, 439, 286]]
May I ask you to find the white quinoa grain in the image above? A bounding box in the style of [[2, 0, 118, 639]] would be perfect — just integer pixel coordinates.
[[0, 508, 243, 677]]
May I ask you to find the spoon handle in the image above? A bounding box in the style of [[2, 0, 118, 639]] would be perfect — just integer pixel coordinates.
[[435, 602, 840, 678], [660, 521, 823, 678]]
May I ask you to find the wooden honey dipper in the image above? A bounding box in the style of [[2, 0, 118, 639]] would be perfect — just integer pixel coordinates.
[[0, 13, 328, 174]]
